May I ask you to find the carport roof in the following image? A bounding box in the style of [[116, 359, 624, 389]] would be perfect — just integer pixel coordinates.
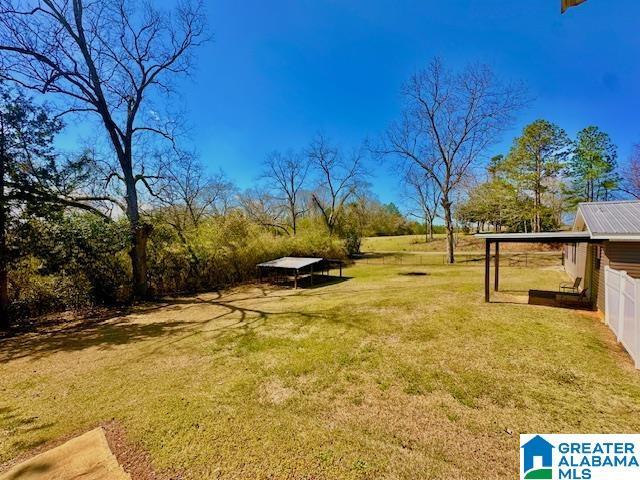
[[475, 231, 592, 243], [477, 201, 640, 242]]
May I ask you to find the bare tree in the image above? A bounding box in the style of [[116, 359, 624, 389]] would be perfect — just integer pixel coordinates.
[[0, 0, 206, 297], [159, 151, 236, 233], [261, 150, 309, 235], [403, 167, 441, 242], [239, 187, 289, 234], [622, 145, 640, 199], [308, 134, 366, 235], [382, 58, 526, 263]]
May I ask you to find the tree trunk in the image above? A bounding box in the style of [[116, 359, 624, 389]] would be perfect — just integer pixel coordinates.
[[534, 155, 542, 233], [130, 223, 150, 298], [428, 218, 434, 242], [442, 197, 455, 264], [0, 148, 8, 329], [534, 190, 541, 233], [124, 168, 150, 299], [290, 202, 297, 236]]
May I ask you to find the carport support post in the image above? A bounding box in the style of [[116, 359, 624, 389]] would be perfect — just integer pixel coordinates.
[[494, 242, 500, 292], [294, 269, 298, 289], [485, 240, 491, 302]]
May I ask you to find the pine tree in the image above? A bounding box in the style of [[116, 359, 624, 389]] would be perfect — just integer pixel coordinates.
[[566, 126, 619, 205], [504, 120, 570, 232]]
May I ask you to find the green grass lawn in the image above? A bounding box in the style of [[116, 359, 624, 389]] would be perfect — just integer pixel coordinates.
[[1, 260, 640, 479]]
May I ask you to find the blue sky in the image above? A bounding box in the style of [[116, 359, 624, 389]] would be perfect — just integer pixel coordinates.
[[170, 0, 640, 205]]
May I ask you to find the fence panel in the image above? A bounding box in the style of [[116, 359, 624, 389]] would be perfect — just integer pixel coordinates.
[[605, 266, 622, 337], [605, 266, 640, 368]]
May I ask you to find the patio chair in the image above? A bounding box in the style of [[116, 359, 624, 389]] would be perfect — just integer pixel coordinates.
[[559, 277, 581, 293], [556, 288, 592, 309]]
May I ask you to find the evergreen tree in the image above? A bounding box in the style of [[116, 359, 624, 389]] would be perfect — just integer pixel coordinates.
[[487, 155, 506, 180], [0, 86, 104, 326], [457, 179, 531, 233], [504, 120, 570, 232], [566, 126, 619, 205]]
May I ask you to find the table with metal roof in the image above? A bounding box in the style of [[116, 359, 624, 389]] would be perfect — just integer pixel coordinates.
[[257, 257, 342, 288]]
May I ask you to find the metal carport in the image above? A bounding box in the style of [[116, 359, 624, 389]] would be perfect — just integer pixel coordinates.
[[475, 231, 596, 302]]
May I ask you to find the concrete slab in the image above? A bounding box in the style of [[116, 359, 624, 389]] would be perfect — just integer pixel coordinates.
[[0, 427, 130, 480]]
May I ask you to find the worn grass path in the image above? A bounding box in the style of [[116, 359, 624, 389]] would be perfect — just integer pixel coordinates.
[[1, 261, 640, 479]]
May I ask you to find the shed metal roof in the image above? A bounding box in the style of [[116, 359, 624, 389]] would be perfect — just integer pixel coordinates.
[[256, 257, 324, 270], [577, 201, 640, 239]]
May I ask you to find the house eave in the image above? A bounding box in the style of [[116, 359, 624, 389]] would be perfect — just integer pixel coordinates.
[[591, 234, 640, 242]]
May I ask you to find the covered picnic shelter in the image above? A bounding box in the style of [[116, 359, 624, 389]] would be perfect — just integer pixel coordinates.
[[257, 256, 343, 288], [475, 231, 596, 303]]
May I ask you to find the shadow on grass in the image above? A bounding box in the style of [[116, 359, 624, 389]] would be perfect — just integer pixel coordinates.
[[489, 290, 595, 311], [261, 274, 350, 290], [489, 300, 594, 311], [0, 287, 327, 363], [0, 406, 57, 457]]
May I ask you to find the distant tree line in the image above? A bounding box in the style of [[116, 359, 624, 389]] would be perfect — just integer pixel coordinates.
[[382, 60, 638, 261], [243, 133, 421, 246]]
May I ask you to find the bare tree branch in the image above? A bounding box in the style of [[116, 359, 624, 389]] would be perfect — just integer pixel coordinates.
[[308, 133, 367, 235], [260, 150, 309, 235]]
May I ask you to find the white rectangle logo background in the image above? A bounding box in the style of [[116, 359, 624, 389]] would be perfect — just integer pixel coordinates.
[[520, 434, 640, 480]]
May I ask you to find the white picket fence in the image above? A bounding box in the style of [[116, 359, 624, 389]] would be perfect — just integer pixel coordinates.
[[605, 266, 640, 368]]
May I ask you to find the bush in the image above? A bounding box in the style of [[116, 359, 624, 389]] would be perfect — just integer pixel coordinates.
[[8, 214, 131, 318], [7, 211, 347, 319], [343, 230, 362, 256], [147, 212, 346, 295], [8, 258, 62, 319]]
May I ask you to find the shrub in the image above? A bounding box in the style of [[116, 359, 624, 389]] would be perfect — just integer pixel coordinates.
[[8, 257, 62, 319], [8, 214, 131, 318], [147, 212, 346, 296], [8, 211, 347, 319]]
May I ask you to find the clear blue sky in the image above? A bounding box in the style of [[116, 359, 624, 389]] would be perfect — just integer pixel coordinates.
[[173, 0, 640, 205]]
